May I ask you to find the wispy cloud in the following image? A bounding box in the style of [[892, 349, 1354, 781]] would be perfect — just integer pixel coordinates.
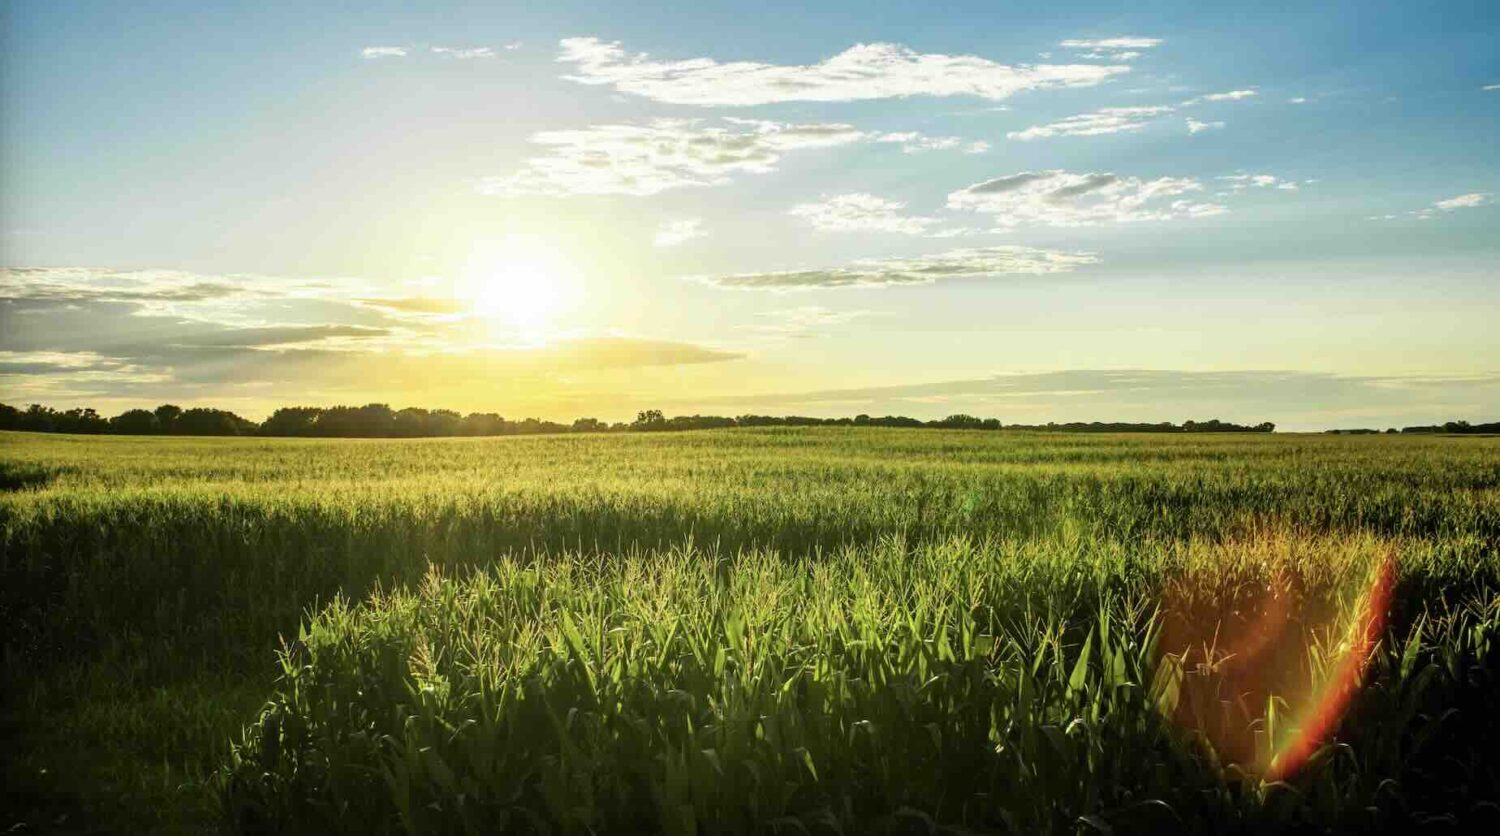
[[1433, 192, 1491, 210], [1219, 173, 1299, 191], [1482, 84, 1500, 91], [480, 118, 981, 197], [361, 46, 408, 59], [653, 219, 706, 247], [1057, 37, 1163, 61], [947, 170, 1225, 227], [1372, 192, 1492, 220], [788, 194, 951, 236], [556, 37, 1129, 106], [431, 46, 496, 59], [875, 132, 989, 154], [678, 369, 1500, 430], [1007, 85, 1257, 142], [1182, 89, 1258, 105], [699, 246, 1097, 290], [1008, 106, 1174, 140]]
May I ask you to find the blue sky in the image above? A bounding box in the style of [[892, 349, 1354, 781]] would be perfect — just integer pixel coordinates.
[[2, 0, 1497, 429]]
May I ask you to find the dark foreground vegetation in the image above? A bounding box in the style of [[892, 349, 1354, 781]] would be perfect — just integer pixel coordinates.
[[3, 429, 1499, 833], [0, 401, 1278, 437]]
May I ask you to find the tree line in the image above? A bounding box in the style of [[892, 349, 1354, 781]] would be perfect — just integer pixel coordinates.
[[1328, 421, 1500, 435], [0, 401, 1285, 438]]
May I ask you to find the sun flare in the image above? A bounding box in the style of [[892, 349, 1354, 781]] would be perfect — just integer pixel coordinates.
[[457, 235, 578, 338]]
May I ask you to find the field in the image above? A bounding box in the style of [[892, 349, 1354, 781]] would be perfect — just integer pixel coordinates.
[[3, 428, 1499, 833]]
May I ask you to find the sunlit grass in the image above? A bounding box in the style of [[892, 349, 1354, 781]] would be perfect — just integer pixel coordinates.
[[2, 428, 1497, 832]]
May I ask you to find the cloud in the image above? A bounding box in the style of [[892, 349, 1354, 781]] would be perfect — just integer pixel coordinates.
[[1433, 192, 1491, 210], [1483, 84, 1500, 91], [874, 132, 989, 154], [431, 46, 496, 59], [1059, 37, 1163, 50], [1374, 192, 1492, 220], [1008, 105, 1174, 140], [676, 369, 1500, 431], [555, 37, 1129, 106], [478, 118, 975, 197], [355, 296, 470, 317], [699, 245, 1097, 290], [1182, 89, 1257, 105], [947, 170, 1225, 227], [1219, 173, 1298, 191], [654, 219, 706, 247], [1289, 97, 1309, 104], [788, 194, 949, 236], [361, 46, 408, 59], [1058, 37, 1162, 62], [1007, 85, 1256, 142]]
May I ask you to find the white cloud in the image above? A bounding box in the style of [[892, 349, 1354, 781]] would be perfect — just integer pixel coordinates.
[[480, 118, 984, 197], [476, 118, 866, 197], [1483, 84, 1500, 91], [1433, 192, 1491, 210], [1219, 173, 1298, 191], [361, 46, 408, 59], [556, 37, 1130, 106], [874, 132, 989, 154], [1186, 117, 1225, 134], [700, 246, 1097, 290], [789, 194, 950, 236], [1378, 192, 1491, 221], [1182, 89, 1258, 105], [653, 219, 706, 247], [947, 170, 1225, 227], [1008, 105, 1174, 140], [431, 46, 496, 59], [1059, 37, 1163, 50], [1289, 96, 1309, 104], [1058, 37, 1161, 62]]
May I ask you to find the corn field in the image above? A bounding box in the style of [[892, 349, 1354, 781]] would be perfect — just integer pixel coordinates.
[[2, 428, 1498, 833]]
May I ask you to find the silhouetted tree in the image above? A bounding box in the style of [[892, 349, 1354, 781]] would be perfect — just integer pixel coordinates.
[[110, 409, 161, 434]]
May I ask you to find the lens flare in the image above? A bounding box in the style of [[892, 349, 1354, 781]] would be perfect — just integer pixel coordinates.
[[1157, 545, 1397, 781]]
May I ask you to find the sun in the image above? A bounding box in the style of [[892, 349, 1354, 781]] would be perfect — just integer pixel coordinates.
[[457, 235, 577, 338]]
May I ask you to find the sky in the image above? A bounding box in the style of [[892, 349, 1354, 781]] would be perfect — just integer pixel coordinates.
[[1, 0, 1497, 430]]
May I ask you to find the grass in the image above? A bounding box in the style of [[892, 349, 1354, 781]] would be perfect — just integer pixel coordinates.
[[2, 428, 1498, 832]]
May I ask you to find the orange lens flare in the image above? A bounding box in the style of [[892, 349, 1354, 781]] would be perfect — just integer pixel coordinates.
[[1158, 550, 1397, 781]]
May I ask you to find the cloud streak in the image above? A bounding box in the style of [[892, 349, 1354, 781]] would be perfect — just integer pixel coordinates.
[[480, 118, 981, 197], [556, 37, 1129, 106], [947, 170, 1225, 227], [699, 246, 1097, 290]]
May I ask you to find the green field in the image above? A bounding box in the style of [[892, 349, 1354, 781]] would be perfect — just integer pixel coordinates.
[[3, 429, 1498, 833]]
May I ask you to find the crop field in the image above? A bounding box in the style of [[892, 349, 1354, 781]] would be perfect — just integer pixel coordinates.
[[2, 428, 1499, 833]]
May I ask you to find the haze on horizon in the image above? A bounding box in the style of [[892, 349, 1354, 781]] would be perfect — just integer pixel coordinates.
[[2, 0, 1497, 431]]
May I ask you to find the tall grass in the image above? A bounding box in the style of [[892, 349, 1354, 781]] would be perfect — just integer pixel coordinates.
[[2, 429, 1498, 832]]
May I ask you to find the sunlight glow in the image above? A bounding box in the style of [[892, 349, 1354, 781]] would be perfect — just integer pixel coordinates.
[[457, 235, 579, 340]]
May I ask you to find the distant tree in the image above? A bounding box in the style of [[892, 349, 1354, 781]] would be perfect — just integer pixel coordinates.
[[110, 409, 161, 434], [392, 407, 432, 437], [154, 404, 183, 433], [0, 403, 19, 431], [459, 412, 506, 436], [260, 407, 323, 436], [632, 410, 666, 430], [175, 407, 253, 436], [427, 409, 461, 437], [572, 417, 607, 432]]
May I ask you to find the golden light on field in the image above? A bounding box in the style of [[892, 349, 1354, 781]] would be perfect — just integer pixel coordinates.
[[457, 234, 579, 340]]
